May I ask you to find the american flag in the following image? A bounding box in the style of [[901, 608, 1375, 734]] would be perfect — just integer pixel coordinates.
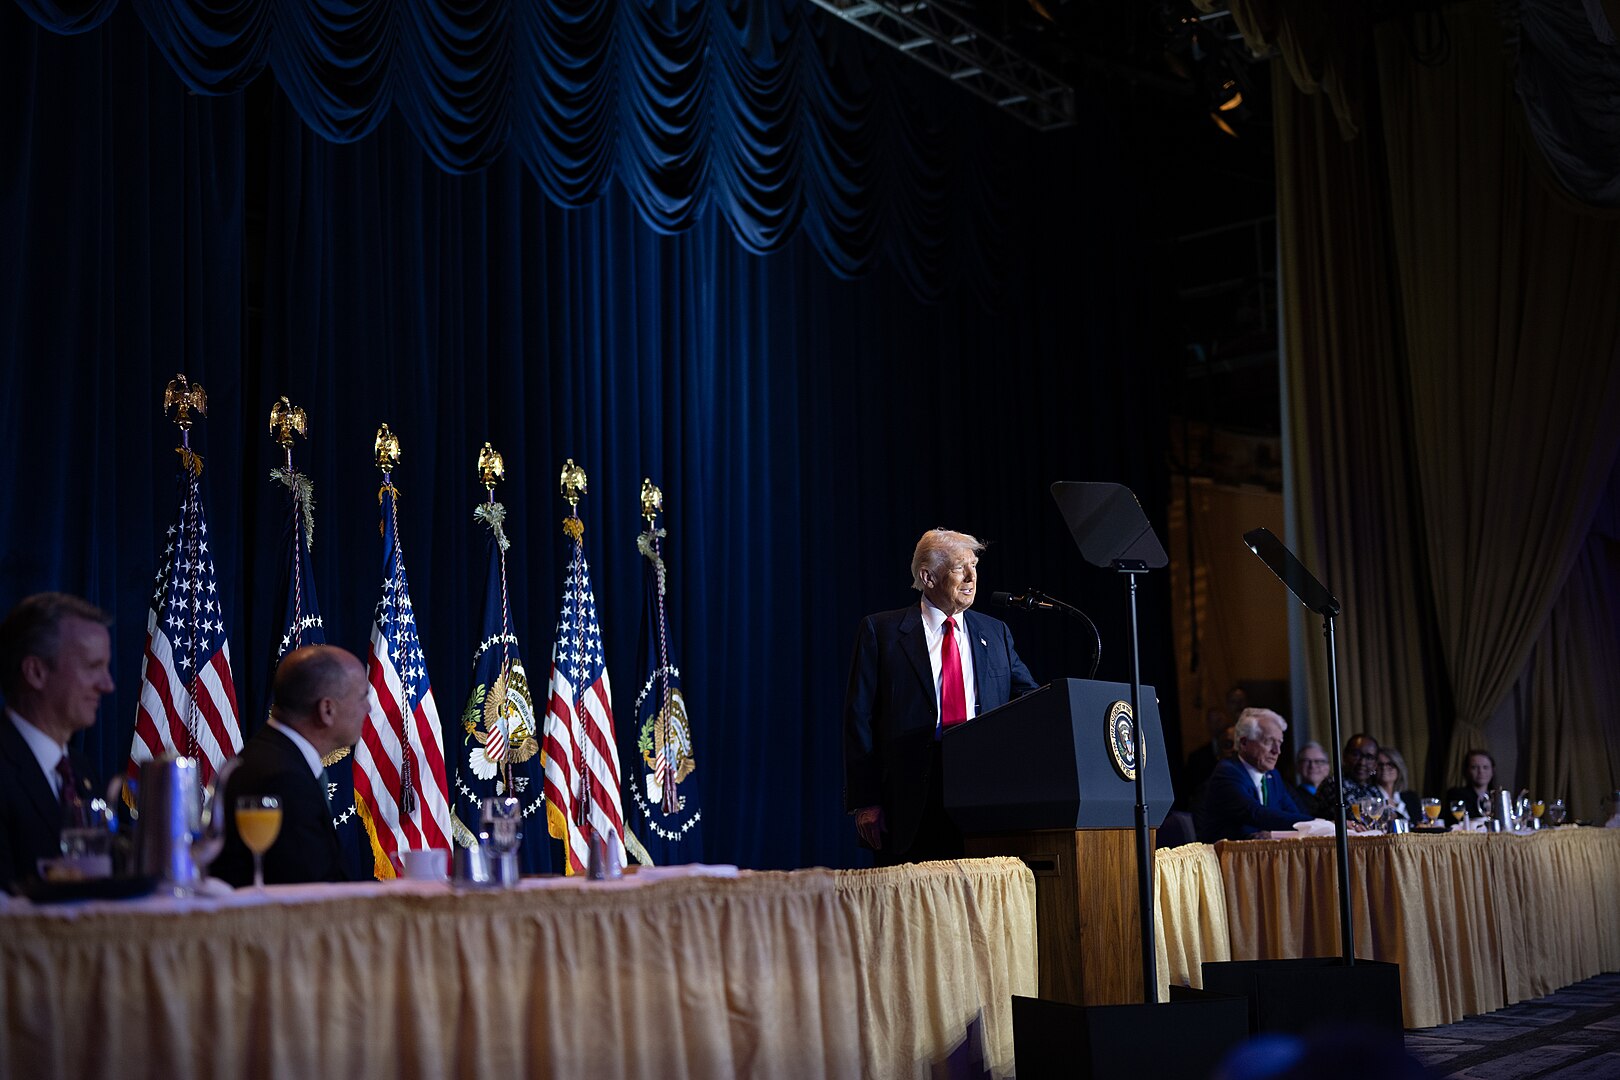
[[129, 453, 242, 784], [352, 480, 452, 876], [542, 519, 625, 875]]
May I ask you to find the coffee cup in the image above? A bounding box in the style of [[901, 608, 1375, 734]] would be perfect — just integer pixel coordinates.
[[394, 847, 448, 881]]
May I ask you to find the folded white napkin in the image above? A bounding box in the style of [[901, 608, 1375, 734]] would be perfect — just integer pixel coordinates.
[[1291, 818, 1339, 837]]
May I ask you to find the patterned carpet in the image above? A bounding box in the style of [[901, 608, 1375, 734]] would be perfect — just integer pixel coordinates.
[[1404, 973, 1620, 1079]]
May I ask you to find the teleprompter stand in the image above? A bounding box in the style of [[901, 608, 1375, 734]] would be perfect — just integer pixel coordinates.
[[1197, 528, 1401, 1035], [1000, 483, 1247, 1078]]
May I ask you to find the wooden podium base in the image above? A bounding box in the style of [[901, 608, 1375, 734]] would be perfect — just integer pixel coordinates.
[[966, 827, 1154, 1007]]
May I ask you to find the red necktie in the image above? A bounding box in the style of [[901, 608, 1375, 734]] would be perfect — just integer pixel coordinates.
[[56, 755, 87, 828], [940, 617, 967, 728]]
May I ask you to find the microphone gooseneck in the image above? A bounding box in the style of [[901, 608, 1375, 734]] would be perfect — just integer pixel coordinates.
[[991, 588, 1103, 678]]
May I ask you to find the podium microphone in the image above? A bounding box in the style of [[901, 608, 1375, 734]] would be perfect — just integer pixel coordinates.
[[990, 589, 1103, 679], [990, 590, 1057, 611]]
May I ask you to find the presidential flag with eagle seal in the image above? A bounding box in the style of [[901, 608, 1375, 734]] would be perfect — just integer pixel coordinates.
[[623, 479, 703, 864], [450, 444, 552, 872]]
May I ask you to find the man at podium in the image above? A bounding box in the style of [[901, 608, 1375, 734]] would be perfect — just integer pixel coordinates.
[[842, 528, 1037, 864]]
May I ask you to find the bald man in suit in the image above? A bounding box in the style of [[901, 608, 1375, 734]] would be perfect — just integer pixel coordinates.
[[212, 645, 368, 887]]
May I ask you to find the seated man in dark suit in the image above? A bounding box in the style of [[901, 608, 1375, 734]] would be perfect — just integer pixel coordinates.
[[0, 593, 116, 892], [212, 644, 367, 887], [843, 528, 1038, 865], [1196, 707, 1313, 842]]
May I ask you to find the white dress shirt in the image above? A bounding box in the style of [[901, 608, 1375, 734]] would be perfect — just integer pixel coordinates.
[[920, 599, 977, 733], [1242, 760, 1269, 803], [8, 707, 67, 798], [267, 717, 324, 779]]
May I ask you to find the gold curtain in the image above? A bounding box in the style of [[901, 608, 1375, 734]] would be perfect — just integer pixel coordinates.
[[1522, 525, 1620, 822], [1373, 6, 1620, 782], [1250, 0, 1620, 792], [0, 861, 1037, 1079], [1273, 54, 1438, 784]]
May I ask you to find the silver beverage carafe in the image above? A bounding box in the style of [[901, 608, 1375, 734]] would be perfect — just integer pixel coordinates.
[[1491, 789, 1516, 833], [121, 754, 238, 896]]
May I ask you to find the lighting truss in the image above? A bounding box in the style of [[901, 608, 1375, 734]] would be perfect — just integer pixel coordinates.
[[807, 0, 1076, 131]]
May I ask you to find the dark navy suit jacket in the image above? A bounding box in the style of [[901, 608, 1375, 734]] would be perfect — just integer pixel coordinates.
[[843, 604, 1038, 858], [1196, 755, 1311, 842], [0, 714, 96, 892], [212, 725, 346, 887]]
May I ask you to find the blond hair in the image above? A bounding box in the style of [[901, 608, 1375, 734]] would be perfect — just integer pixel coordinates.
[[910, 529, 986, 590]]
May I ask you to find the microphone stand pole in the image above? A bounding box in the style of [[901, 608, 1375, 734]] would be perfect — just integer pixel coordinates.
[[1117, 558, 1156, 1004], [1324, 611, 1353, 965]]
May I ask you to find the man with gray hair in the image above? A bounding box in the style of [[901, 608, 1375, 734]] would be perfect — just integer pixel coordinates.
[[843, 528, 1038, 864], [1196, 706, 1312, 842], [0, 592, 116, 891]]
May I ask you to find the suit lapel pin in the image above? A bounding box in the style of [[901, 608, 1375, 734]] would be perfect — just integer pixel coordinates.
[[980, 637, 987, 646]]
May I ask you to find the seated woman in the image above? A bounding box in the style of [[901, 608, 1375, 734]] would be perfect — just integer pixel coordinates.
[[1376, 747, 1421, 823], [1442, 748, 1498, 819]]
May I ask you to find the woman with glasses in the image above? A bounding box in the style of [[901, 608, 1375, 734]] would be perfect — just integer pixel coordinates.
[[1288, 742, 1332, 815], [1375, 748, 1420, 823]]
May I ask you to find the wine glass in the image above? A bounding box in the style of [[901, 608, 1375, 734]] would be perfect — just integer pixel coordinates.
[[1450, 799, 1468, 828], [235, 795, 283, 891], [1357, 789, 1387, 830], [1422, 797, 1442, 825], [1545, 798, 1566, 826]]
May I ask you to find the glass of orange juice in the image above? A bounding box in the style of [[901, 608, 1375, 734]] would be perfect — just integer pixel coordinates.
[[1422, 797, 1442, 824], [235, 795, 283, 891]]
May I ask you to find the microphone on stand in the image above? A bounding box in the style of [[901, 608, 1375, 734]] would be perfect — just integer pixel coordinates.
[[990, 589, 1103, 679]]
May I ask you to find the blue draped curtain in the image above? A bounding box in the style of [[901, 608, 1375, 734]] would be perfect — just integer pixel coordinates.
[[17, 0, 998, 296], [3, 1, 1173, 870]]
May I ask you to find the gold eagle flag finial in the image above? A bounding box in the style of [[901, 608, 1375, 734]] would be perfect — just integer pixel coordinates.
[[269, 396, 308, 450], [640, 478, 663, 529], [478, 442, 505, 491], [163, 374, 207, 432], [375, 423, 401, 474], [559, 459, 587, 543]]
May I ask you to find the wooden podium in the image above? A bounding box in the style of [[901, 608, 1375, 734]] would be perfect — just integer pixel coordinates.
[[943, 679, 1173, 1007]]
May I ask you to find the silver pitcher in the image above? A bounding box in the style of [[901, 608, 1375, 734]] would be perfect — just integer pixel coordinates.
[[120, 754, 239, 896], [1491, 789, 1516, 833]]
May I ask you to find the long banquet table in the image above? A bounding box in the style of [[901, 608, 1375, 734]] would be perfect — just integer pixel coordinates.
[[0, 858, 1037, 1079], [1213, 826, 1620, 1028]]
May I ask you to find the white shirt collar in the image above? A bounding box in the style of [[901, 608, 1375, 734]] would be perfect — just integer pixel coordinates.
[[920, 598, 968, 636], [1242, 759, 1268, 791], [8, 707, 67, 796], [267, 717, 325, 778]]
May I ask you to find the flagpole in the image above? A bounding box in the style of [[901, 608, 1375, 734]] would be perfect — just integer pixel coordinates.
[[270, 396, 310, 655], [375, 424, 415, 819], [163, 375, 207, 765], [478, 443, 514, 798], [559, 460, 592, 835], [640, 479, 679, 815]]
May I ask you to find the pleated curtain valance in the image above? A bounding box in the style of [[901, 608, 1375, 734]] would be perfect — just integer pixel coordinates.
[[14, 0, 1006, 296]]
